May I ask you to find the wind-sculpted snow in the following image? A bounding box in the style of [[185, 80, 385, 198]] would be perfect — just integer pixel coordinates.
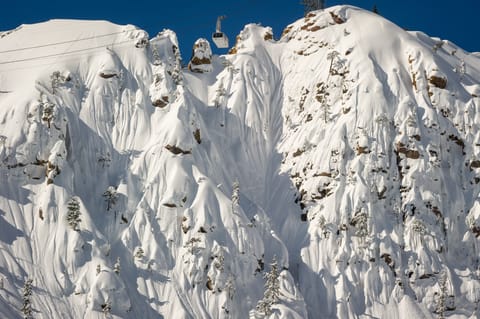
[[0, 5, 479, 319]]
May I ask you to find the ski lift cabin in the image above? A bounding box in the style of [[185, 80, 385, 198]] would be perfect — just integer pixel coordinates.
[[212, 16, 229, 48]]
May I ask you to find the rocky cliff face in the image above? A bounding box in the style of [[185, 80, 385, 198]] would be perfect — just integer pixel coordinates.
[[0, 6, 479, 319]]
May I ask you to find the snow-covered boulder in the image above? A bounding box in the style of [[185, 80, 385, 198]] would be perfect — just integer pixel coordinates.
[[188, 38, 212, 73]]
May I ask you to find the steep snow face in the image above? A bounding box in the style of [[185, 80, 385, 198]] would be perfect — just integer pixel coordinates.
[[276, 6, 480, 318], [0, 5, 480, 319], [0, 19, 304, 319]]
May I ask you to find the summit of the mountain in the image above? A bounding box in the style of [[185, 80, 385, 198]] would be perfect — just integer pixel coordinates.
[[0, 5, 479, 319]]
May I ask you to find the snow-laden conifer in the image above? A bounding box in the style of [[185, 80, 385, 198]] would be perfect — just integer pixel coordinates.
[[256, 256, 280, 316], [103, 186, 118, 211], [66, 197, 81, 231], [21, 279, 33, 319]]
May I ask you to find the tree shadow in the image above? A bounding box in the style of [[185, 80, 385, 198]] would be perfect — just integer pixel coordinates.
[[0, 209, 24, 244]]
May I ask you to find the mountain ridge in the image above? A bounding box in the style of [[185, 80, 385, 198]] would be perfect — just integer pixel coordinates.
[[0, 5, 479, 318]]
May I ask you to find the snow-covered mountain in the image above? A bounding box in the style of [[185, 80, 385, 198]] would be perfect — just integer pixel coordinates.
[[0, 5, 479, 318]]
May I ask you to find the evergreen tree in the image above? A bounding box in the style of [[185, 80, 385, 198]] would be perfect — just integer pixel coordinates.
[[41, 101, 55, 129], [135, 247, 145, 259], [101, 300, 111, 317], [114, 258, 121, 275], [326, 50, 340, 79], [316, 82, 330, 123], [226, 275, 235, 301], [256, 256, 281, 316], [66, 197, 81, 231], [103, 186, 118, 211], [232, 180, 240, 214], [21, 279, 33, 319], [372, 4, 379, 14], [302, 0, 325, 14], [50, 71, 64, 95], [214, 81, 226, 108], [437, 270, 448, 319], [171, 45, 183, 85], [223, 275, 236, 317]]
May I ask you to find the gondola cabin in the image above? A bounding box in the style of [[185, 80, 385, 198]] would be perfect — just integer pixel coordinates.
[[212, 16, 229, 49]]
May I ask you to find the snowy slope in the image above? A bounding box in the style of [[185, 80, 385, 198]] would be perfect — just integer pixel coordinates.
[[0, 5, 480, 319]]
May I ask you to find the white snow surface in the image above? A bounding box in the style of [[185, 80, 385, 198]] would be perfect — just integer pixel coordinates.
[[0, 5, 480, 318]]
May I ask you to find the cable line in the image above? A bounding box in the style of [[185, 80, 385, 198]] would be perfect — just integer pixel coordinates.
[[0, 40, 133, 65], [0, 30, 129, 54]]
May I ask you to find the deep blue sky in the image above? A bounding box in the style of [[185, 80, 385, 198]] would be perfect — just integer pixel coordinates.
[[1, 1, 478, 58]]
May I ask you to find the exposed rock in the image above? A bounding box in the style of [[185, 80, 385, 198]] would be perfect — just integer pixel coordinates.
[[472, 226, 480, 237], [228, 36, 241, 55], [470, 160, 480, 169], [292, 148, 305, 157], [428, 70, 447, 89], [315, 172, 332, 177], [448, 134, 465, 149], [99, 72, 117, 79], [152, 96, 169, 108], [165, 144, 191, 155], [281, 25, 293, 39], [206, 277, 214, 290], [356, 145, 370, 155], [193, 129, 201, 144], [264, 31, 273, 41], [429, 75, 447, 89], [330, 12, 345, 24], [396, 142, 420, 159]]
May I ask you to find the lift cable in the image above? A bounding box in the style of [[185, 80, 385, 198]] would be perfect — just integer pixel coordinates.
[[0, 30, 130, 54], [0, 39, 133, 65]]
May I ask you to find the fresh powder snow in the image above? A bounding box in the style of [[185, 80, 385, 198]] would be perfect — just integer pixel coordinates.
[[0, 5, 479, 319]]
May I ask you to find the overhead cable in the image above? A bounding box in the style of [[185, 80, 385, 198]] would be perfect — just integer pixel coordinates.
[[0, 30, 129, 54], [0, 40, 133, 65]]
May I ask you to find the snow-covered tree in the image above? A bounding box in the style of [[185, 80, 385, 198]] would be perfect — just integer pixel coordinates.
[[327, 50, 340, 79], [103, 186, 118, 211], [316, 82, 330, 123], [171, 45, 183, 85], [135, 247, 144, 260], [302, 0, 325, 14], [97, 152, 111, 168], [352, 212, 368, 239], [50, 71, 64, 94], [185, 237, 202, 254], [256, 256, 281, 316], [214, 81, 226, 107], [152, 45, 161, 66], [96, 264, 101, 276], [411, 219, 427, 235], [66, 197, 81, 231], [21, 279, 33, 319], [226, 275, 235, 300], [114, 258, 121, 275], [101, 300, 111, 317], [223, 275, 236, 317], [436, 270, 448, 319], [41, 101, 55, 129], [232, 180, 240, 213]]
